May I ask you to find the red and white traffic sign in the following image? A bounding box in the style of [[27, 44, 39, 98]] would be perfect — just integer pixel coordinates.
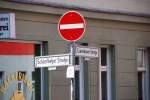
[[58, 11, 86, 41]]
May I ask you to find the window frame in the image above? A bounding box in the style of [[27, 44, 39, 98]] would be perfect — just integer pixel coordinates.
[[99, 46, 112, 100], [137, 48, 149, 100]]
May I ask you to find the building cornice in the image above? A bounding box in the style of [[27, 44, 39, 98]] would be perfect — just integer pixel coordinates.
[[0, 1, 150, 24], [12, 0, 150, 18]]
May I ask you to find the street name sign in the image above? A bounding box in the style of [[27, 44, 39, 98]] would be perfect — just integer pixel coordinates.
[[75, 46, 99, 58], [35, 54, 70, 68], [58, 11, 86, 41]]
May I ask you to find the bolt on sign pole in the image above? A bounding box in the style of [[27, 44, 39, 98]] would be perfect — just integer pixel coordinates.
[[58, 11, 86, 100]]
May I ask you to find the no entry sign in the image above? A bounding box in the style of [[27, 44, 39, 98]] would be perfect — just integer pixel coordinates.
[[58, 11, 86, 41]]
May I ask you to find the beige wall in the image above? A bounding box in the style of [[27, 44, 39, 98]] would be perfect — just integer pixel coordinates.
[[0, 2, 150, 100]]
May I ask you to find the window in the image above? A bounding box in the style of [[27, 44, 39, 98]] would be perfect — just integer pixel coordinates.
[[137, 48, 149, 100], [101, 71, 107, 100], [99, 47, 113, 100], [74, 44, 114, 100], [101, 48, 107, 66]]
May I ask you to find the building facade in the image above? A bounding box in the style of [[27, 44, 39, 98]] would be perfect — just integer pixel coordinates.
[[0, 0, 150, 100]]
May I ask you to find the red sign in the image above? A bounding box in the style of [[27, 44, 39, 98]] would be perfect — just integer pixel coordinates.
[[58, 11, 86, 41]]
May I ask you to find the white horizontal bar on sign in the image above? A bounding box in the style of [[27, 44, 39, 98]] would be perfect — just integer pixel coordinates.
[[60, 23, 84, 29]]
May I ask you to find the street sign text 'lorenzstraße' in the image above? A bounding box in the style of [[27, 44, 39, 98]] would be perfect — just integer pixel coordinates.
[[35, 54, 70, 68]]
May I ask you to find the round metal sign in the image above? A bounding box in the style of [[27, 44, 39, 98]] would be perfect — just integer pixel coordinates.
[[58, 11, 86, 42]]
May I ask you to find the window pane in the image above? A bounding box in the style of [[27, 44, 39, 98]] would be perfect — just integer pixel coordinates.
[[137, 50, 144, 67], [75, 71, 79, 100], [101, 48, 107, 66], [34, 44, 41, 100], [102, 72, 107, 100], [75, 57, 79, 65], [138, 72, 143, 100]]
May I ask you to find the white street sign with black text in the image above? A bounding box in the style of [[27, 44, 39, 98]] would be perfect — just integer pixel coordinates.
[[75, 46, 99, 58], [35, 54, 70, 68]]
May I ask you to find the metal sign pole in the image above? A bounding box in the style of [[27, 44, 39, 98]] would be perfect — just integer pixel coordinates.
[[70, 42, 75, 100], [40, 44, 44, 100]]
